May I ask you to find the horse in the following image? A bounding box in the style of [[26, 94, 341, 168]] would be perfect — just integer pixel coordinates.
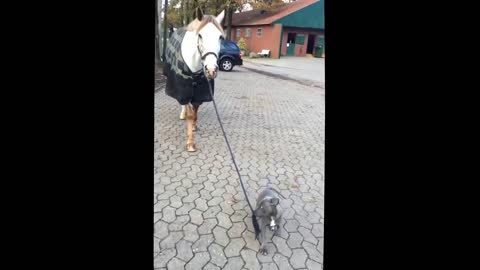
[[163, 8, 225, 152]]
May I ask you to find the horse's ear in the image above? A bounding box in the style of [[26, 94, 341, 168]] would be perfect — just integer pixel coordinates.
[[194, 7, 203, 21], [216, 10, 225, 24]]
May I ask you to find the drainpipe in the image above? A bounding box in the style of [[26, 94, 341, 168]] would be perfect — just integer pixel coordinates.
[[278, 24, 283, 59]]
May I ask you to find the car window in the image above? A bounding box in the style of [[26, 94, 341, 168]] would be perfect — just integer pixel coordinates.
[[226, 42, 239, 50]]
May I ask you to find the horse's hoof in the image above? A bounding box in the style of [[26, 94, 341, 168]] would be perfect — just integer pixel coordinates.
[[180, 115, 186, 120], [186, 144, 196, 152], [193, 126, 199, 132]]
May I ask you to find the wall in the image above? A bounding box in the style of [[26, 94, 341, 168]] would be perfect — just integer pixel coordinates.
[[281, 28, 324, 57], [231, 24, 283, 58]]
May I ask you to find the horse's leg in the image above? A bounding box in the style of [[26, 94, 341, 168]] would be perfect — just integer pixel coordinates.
[[185, 104, 196, 152], [180, 105, 186, 120], [192, 105, 199, 131]]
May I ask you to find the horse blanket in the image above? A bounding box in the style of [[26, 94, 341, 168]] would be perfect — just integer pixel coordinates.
[[163, 27, 215, 106]]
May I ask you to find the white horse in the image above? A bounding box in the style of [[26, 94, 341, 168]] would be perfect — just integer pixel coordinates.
[[164, 8, 225, 152]]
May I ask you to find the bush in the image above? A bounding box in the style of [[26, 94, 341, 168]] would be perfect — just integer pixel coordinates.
[[249, 52, 260, 58], [237, 37, 247, 51]]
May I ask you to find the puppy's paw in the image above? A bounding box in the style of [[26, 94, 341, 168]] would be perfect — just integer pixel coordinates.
[[259, 247, 268, 255]]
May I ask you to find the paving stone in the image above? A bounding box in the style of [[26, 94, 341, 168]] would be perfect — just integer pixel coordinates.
[[154, 237, 161, 253], [231, 210, 248, 222], [311, 224, 324, 238], [154, 200, 170, 213], [162, 206, 176, 223], [287, 233, 303, 249], [160, 231, 183, 250], [228, 222, 247, 238], [183, 223, 199, 242], [208, 243, 228, 268], [241, 249, 261, 270], [306, 259, 322, 270], [273, 254, 294, 270], [168, 215, 190, 231], [217, 212, 233, 229], [154, 249, 176, 269], [185, 252, 210, 270], [224, 238, 246, 257], [242, 229, 260, 252], [176, 240, 194, 262], [203, 205, 221, 219], [284, 219, 300, 233], [298, 227, 317, 245], [189, 209, 204, 225], [213, 226, 230, 247], [302, 241, 323, 264], [198, 218, 218, 235], [154, 221, 169, 240], [261, 262, 279, 270], [224, 256, 245, 270], [167, 258, 185, 270], [195, 198, 208, 211], [176, 202, 195, 216], [289, 249, 307, 269], [203, 263, 221, 270], [273, 236, 292, 257], [192, 234, 214, 253]]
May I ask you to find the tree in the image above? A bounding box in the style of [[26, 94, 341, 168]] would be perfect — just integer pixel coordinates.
[[162, 0, 169, 61], [155, 0, 161, 64], [251, 0, 285, 11]]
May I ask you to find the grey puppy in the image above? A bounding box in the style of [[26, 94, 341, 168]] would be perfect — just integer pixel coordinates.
[[254, 187, 284, 255]]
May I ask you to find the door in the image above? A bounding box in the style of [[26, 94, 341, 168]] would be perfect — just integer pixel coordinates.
[[286, 33, 296, 56], [316, 36, 325, 56], [307, 34, 316, 54], [287, 43, 295, 56]]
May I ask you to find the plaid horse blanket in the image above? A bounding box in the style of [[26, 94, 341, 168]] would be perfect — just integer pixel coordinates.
[[163, 27, 214, 106]]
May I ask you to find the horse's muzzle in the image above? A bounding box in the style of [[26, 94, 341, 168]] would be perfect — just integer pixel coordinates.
[[205, 65, 218, 80]]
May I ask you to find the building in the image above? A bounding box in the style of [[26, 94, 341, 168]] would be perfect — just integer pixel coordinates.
[[228, 0, 324, 58]]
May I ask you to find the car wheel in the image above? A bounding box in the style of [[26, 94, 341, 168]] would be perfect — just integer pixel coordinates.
[[220, 58, 233, 71]]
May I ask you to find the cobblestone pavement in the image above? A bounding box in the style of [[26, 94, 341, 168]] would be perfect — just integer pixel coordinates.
[[155, 67, 324, 270]]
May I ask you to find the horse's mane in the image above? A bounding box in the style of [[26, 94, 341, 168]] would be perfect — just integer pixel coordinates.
[[186, 15, 225, 36]]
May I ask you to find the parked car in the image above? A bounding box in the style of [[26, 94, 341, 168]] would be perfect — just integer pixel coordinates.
[[218, 39, 243, 71]]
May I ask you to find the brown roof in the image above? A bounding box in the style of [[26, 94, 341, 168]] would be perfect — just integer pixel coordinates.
[[231, 0, 320, 26]]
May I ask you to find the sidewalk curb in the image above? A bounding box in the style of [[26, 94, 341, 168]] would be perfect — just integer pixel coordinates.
[[239, 64, 324, 89]]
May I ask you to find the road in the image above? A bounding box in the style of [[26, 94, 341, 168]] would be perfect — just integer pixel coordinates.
[[242, 57, 325, 89], [154, 66, 325, 270]]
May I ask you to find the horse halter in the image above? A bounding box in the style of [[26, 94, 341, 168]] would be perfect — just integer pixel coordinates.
[[196, 35, 220, 77]]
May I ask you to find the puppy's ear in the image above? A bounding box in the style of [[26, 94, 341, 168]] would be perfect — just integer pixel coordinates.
[[270, 198, 279, 205]]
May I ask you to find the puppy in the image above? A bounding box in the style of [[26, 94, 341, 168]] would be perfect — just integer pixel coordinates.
[[254, 187, 284, 255]]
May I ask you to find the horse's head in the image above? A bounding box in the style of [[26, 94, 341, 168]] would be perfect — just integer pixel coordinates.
[[192, 9, 225, 80]]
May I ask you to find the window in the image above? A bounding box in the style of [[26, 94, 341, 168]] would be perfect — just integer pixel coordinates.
[[295, 34, 305, 44], [246, 28, 251, 38], [227, 43, 239, 50], [257, 28, 262, 37], [236, 29, 241, 38]]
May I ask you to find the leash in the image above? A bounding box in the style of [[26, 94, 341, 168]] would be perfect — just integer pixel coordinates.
[[196, 38, 260, 238], [202, 73, 261, 239]]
